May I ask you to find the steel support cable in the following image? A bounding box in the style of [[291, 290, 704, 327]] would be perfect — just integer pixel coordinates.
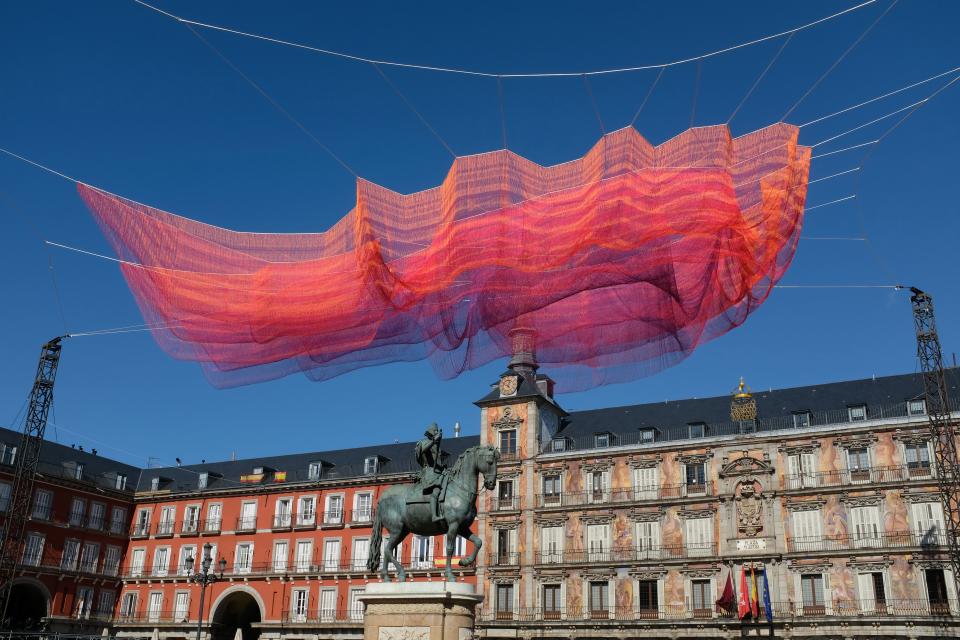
[[582, 74, 606, 135], [371, 62, 457, 159], [628, 67, 665, 128], [727, 33, 795, 125], [132, 0, 879, 78], [496, 76, 509, 149]]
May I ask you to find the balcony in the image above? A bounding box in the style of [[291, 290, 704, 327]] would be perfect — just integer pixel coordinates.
[[155, 521, 176, 537], [321, 510, 345, 527], [784, 464, 936, 490], [349, 508, 374, 526], [235, 516, 257, 532], [180, 519, 200, 536], [282, 608, 364, 625], [272, 514, 293, 530], [200, 518, 222, 534], [498, 448, 519, 463], [535, 543, 718, 565], [489, 552, 520, 567], [535, 482, 715, 508], [294, 512, 317, 529], [114, 610, 191, 625], [787, 531, 948, 553], [492, 496, 519, 511], [130, 522, 151, 538]]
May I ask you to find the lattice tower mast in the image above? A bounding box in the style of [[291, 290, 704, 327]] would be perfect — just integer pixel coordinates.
[[908, 288, 960, 597], [0, 337, 65, 626]]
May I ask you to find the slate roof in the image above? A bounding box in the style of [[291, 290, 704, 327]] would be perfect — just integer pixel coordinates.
[[475, 370, 564, 410]]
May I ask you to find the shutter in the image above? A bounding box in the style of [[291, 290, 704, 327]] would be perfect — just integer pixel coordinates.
[[801, 453, 817, 487], [585, 471, 593, 502], [823, 572, 833, 615], [787, 455, 799, 488], [947, 568, 959, 615], [858, 573, 874, 612]]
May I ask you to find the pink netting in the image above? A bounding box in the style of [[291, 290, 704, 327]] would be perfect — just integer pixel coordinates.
[[78, 124, 810, 390]]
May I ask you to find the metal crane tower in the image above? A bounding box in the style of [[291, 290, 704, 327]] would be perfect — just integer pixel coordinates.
[[0, 337, 65, 625], [908, 288, 960, 597]]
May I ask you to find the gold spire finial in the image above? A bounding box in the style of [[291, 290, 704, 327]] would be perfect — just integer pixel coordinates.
[[731, 376, 757, 421]]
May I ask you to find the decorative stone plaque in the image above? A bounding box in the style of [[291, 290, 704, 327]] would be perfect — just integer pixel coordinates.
[[378, 628, 430, 640], [736, 538, 767, 551]]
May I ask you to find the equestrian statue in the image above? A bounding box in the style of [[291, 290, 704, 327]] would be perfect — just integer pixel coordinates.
[[367, 424, 499, 582]]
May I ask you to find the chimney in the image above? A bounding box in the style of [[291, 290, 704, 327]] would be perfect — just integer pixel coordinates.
[[508, 327, 538, 374], [454, 422, 461, 438]]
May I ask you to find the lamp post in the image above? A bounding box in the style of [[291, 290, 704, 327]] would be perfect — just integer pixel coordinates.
[[185, 542, 227, 640]]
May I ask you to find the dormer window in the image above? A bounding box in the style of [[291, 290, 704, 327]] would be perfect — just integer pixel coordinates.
[[688, 422, 706, 439], [308, 461, 323, 481], [150, 477, 160, 491], [364, 457, 379, 475], [908, 398, 927, 416], [74, 463, 85, 480], [793, 411, 811, 428], [848, 405, 867, 422], [198, 472, 209, 489], [253, 466, 264, 475], [550, 438, 567, 452], [0, 443, 16, 466], [639, 429, 656, 444], [115, 474, 127, 490], [594, 433, 611, 448]]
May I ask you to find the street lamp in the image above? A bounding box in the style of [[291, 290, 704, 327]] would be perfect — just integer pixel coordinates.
[[185, 542, 227, 640]]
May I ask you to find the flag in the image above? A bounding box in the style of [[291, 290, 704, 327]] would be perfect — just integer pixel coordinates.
[[761, 566, 774, 623], [715, 570, 736, 614], [737, 566, 752, 619], [750, 565, 760, 618]]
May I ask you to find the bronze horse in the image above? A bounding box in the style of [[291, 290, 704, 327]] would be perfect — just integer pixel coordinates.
[[367, 445, 499, 581]]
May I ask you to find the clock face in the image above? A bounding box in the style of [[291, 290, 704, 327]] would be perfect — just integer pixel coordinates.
[[499, 375, 519, 397]]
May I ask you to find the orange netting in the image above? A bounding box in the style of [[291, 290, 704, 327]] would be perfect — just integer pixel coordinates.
[[78, 123, 810, 390]]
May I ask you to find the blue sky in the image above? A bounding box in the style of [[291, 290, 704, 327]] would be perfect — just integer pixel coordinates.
[[1, 1, 958, 468]]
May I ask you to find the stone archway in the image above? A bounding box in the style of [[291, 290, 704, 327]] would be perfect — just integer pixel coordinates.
[[211, 589, 263, 640], [4, 579, 50, 630]]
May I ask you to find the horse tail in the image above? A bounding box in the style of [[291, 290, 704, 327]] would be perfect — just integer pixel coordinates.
[[367, 506, 383, 573]]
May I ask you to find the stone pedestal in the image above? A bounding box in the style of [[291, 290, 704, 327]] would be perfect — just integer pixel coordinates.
[[358, 582, 483, 640]]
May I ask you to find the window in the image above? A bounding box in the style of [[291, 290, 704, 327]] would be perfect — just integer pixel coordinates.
[[587, 523, 610, 562], [0, 483, 10, 512], [253, 467, 264, 475], [364, 456, 379, 475], [793, 412, 811, 428], [497, 480, 514, 509], [97, 590, 117, 617], [848, 404, 867, 422], [906, 442, 933, 477], [32, 489, 52, 520], [586, 469, 609, 503], [291, 589, 309, 623], [690, 579, 711, 618], [158, 506, 176, 535], [206, 503, 222, 531], [685, 516, 713, 557], [908, 398, 926, 416], [348, 587, 365, 622], [637, 580, 659, 617], [297, 496, 316, 526], [198, 472, 208, 489], [150, 477, 160, 491], [542, 474, 562, 505], [0, 443, 16, 465], [352, 538, 370, 570], [495, 583, 514, 619], [152, 547, 169, 577], [325, 495, 344, 524], [308, 461, 323, 481], [541, 526, 563, 563], [792, 509, 824, 551], [80, 542, 99, 573], [74, 463, 85, 480], [594, 433, 610, 448], [115, 474, 127, 490], [234, 542, 254, 574], [543, 584, 562, 620], [786, 452, 818, 489], [177, 545, 196, 576], [354, 492, 373, 522], [684, 462, 707, 496], [120, 592, 138, 619], [110, 507, 127, 534], [23, 533, 44, 566], [850, 506, 881, 547], [238, 502, 257, 530], [319, 588, 337, 622], [130, 548, 146, 577], [635, 520, 662, 560], [174, 591, 190, 623], [134, 509, 151, 536], [800, 574, 827, 615], [275, 498, 293, 527], [688, 422, 706, 438], [88, 502, 105, 530], [925, 568, 951, 615], [912, 501, 946, 546], [75, 586, 94, 619], [147, 592, 163, 622], [639, 429, 656, 444], [495, 530, 515, 565], [69, 497, 86, 526], [413, 534, 433, 569], [858, 571, 888, 613], [847, 447, 871, 483], [589, 581, 609, 619], [104, 545, 122, 576], [323, 539, 340, 571], [272, 540, 288, 572], [61, 539, 80, 571], [295, 540, 312, 572], [633, 466, 658, 500], [550, 438, 566, 452], [183, 505, 200, 533], [499, 429, 517, 456]]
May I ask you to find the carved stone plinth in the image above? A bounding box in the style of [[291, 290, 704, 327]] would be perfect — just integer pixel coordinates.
[[358, 582, 483, 640]]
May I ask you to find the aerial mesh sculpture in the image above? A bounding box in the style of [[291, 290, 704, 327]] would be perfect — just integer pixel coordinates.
[[78, 123, 810, 390]]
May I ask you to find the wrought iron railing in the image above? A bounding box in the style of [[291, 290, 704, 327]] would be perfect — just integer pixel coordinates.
[[787, 531, 949, 553], [534, 543, 718, 565], [535, 482, 715, 508]]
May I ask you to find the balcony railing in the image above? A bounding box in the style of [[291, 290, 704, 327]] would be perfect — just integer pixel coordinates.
[[130, 522, 151, 538], [498, 448, 519, 462], [321, 510, 345, 526], [480, 599, 958, 623], [155, 521, 176, 537], [534, 543, 718, 565], [536, 482, 715, 508], [202, 518, 222, 533], [492, 496, 519, 511], [21, 551, 119, 579], [236, 516, 257, 532], [489, 552, 520, 566], [273, 514, 293, 529], [294, 512, 317, 528], [115, 610, 191, 624], [784, 464, 936, 490], [349, 508, 374, 525], [787, 531, 948, 553], [282, 608, 364, 624], [180, 519, 201, 535]]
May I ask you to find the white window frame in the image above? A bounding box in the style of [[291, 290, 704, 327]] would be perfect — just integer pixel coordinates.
[[848, 404, 867, 422], [80, 541, 100, 573], [791, 508, 824, 551], [295, 539, 313, 573], [110, 506, 127, 534], [134, 508, 151, 536], [130, 547, 146, 577], [88, 502, 106, 530], [104, 545, 122, 576], [23, 532, 44, 566], [234, 542, 255, 574], [323, 538, 341, 572], [275, 497, 293, 527], [273, 539, 289, 573], [147, 591, 163, 622], [325, 494, 344, 524], [69, 497, 86, 527], [633, 466, 659, 500], [158, 505, 176, 535], [586, 523, 610, 562], [173, 591, 190, 622], [353, 492, 373, 523], [75, 585, 94, 619], [119, 591, 138, 619], [540, 525, 563, 564], [297, 495, 317, 526], [352, 537, 371, 571], [32, 489, 53, 520], [152, 546, 170, 577], [786, 451, 819, 489], [178, 545, 197, 576], [61, 538, 80, 571], [205, 503, 222, 532], [308, 461, 323, 481], [364, 456, 379, 475], [684, 515, 713, 557], [585, 469, 611, 504], [0, 482, 10, 513], [291, 588, 309, 623], [319, 588, 337, 622]]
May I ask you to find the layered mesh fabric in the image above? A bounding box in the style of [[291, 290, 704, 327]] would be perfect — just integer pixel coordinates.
[[78, 123, 810, 390]]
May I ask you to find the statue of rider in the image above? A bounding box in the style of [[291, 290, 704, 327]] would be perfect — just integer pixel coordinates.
[[415, 423, 445, 522]]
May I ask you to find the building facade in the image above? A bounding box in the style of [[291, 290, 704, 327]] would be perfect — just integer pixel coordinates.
[[474, 355, 960, 639]]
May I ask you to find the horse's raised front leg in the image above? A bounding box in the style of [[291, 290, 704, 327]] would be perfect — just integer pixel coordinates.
[[385, 529, 407, 582], [457, 523, 483, 568]]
